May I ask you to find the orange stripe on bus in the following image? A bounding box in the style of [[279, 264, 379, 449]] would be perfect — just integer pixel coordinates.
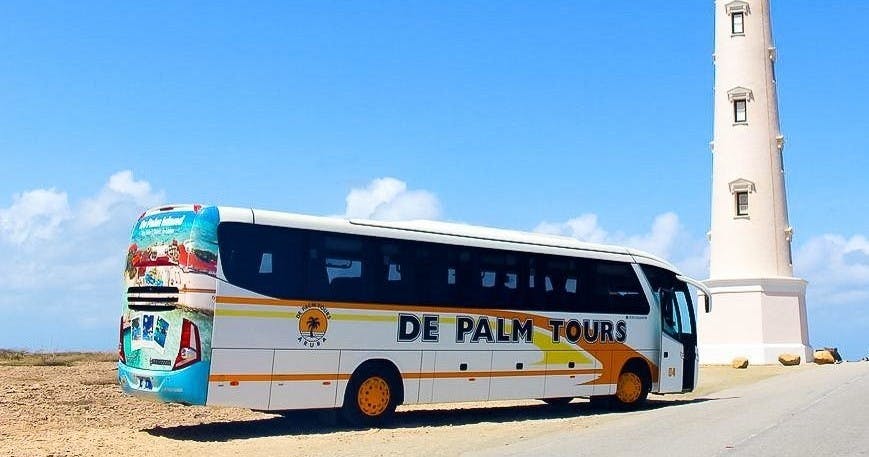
[[210, 373, 343, 382], [217, 295, 517, 316], [208, 368, 600, 384], [180, 288, 217, 294]]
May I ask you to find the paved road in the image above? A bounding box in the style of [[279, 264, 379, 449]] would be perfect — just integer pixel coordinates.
[[470, 363, 869, 457]]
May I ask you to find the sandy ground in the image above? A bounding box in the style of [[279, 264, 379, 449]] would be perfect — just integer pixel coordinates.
[[0, 362, 803, 457]]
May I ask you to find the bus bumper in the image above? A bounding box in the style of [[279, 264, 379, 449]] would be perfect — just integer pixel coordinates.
[[117, 361, 209, 405]]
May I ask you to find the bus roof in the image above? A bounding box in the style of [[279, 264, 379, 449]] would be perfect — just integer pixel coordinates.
[[149, 204, 682, 275], [347, 218, 678, 271]]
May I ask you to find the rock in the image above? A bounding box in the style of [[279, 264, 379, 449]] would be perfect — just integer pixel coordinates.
[[814, 350, 835, 365], [778, 353, 801, 366], [732, 357, 749, 369], [823, 347, 843, 362]]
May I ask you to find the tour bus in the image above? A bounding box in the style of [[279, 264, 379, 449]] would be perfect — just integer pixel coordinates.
[[119, 204, 710, 425]]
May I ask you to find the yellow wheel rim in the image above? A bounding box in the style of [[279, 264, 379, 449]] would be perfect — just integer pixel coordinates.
[[357, 376, 390, 417], [615, 372, 643, 404]]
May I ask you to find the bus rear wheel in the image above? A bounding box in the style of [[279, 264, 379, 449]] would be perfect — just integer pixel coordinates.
[[342, 366, 399, 427]]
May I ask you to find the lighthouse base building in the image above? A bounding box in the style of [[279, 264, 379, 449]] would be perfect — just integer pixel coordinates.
[[699, 278, 812, 364]]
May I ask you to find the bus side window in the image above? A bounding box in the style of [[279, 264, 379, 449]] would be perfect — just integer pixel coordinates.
[[306, 232, 372, 302], [539, 257, 581, 312], [217, 222, 303, 300], [500, 252, 522, 308], [453, 248, 476, 308], [591, 261, 648, 314], [377, 240, 420, 305], [416, 241, 458, 307], [526, 257, 549, 311]]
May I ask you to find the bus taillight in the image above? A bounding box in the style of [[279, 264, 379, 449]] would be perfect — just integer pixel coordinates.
[[173, 319, 201, 370], [118, 316, 126, 364]]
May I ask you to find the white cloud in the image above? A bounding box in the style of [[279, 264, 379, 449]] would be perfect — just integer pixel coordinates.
[[795, 234, 869, 306], [78, 170, 164, 229], [534, 214, 609, 244], [344, 177, 441, 221], [0, 188, 71, 244], [0, 171, 164, 349], [534, 212, 709, 279], [793, 233, 869, 356]]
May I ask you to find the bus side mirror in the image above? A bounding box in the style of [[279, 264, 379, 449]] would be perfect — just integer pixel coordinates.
[[700, 293, 711, 313]]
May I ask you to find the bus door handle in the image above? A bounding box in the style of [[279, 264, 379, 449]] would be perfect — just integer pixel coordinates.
[[664, 351, 669, 358]]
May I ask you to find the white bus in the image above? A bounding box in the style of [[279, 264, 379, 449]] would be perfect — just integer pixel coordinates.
[[119, 204, 709, 425]]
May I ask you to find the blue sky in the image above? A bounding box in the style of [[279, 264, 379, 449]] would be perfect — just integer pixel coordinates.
[[1, 1, 867, 358]]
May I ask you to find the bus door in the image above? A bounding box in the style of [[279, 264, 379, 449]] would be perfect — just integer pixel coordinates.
[[657, 286, 697, 393], [674, 284, 698, 391], [658, 287, 684, 393]]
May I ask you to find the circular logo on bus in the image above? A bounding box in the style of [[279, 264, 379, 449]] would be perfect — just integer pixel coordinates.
[[297, 304, 331, 348]]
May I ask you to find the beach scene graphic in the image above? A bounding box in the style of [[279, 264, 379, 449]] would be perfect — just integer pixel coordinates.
[[124, 207, 219, 285]]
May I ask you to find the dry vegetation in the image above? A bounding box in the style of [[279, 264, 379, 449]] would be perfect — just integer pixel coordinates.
[[0, 350, 116, 367]]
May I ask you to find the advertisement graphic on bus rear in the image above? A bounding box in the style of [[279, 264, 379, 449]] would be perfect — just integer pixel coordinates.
[[119, 206, 219, 404]]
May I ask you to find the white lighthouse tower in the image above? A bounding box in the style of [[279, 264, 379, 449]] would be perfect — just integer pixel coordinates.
[[699, 0, 812, 364]]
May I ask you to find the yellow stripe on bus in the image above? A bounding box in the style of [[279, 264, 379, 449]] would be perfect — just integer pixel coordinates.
[[214, 309, 398, 322], [330, 313, 397, 322], [214, 309, 296, 319]]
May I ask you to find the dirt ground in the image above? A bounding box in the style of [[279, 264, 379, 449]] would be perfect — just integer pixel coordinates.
[[0, 361, 801, 457]]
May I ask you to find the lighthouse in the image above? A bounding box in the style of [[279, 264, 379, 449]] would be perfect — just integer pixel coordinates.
[[699, 0, 812, 364]]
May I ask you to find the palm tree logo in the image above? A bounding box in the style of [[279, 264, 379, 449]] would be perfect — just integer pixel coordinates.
[[306, 316, 321, 338], [298, 306, 330, 346]]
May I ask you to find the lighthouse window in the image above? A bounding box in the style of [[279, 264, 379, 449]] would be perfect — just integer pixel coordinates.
[[734, 99, 747, 123], [736, 191, 749, 216], [732, 12, 744, 34]]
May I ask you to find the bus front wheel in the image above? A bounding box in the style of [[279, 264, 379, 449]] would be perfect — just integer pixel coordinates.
[[590, 364, 650, 411], [341, 365, 399, 427], [612, 370, 648, 408]]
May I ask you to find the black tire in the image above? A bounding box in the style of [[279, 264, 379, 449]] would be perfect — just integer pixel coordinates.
[[341, 365, 400, 427], [541, 397, 573, 407]]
